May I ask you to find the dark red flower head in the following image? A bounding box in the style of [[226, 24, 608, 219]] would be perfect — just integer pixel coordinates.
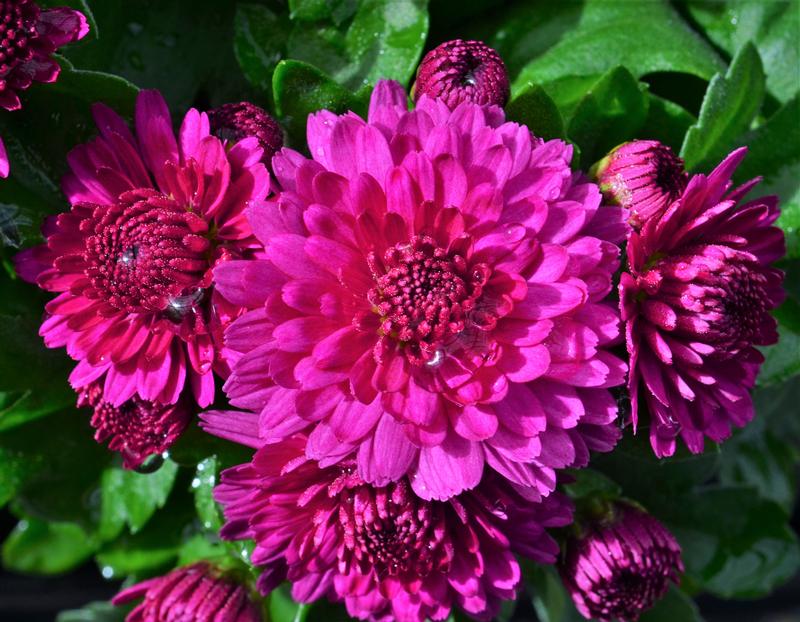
[[594, 140, 688, 229], [560, 504, 683, 622], [0, 0, 88, 110], [413, 39, 509, 109], [209, 101, 284, 172], [77, 381, 191, 469], [112, 562, 262, 622]]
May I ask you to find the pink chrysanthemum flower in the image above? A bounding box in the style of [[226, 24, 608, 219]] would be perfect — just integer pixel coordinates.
[[0, 0, 88, 110], [112, 562, 262, 622], [594, 140, 688, 229], [560, 504, 683, 622], [209, 102, 284, 173], [0, 136, 7, 177], [208, 80, 627, 501], [14, 89, 270, 407], [77, 381, 191, 469], [413, 40, 509, 109], [214, 436, 573, 622], [620, 147, 785, 457]]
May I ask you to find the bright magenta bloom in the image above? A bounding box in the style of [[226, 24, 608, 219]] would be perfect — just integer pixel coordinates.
[[214, 435, 572, 622], [620, 148, 785, 457], [113, 562, 261, 622], [15, 89, 270, 407], [594, 140, 687, 229], [210, 80, 626, 501], [0, 0, 88, 110], [560, 504, 683, 622], [77, 381, 191, 469], [413, 40, 509, 109]]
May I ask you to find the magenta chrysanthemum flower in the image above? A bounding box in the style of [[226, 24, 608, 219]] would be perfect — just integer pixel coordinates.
[[213, 436, 572, 622], [208, 80, 626, 501], [209, 102, 284, 173], [112, 562, 261, 622], [413, 40, 509, 109], [76, 381, 191, 469], [0, 0, 88, 111], [560, 504, 683, 622], [620, 147, 785, 457], [594, 140, 688, 229], [14, 89, 270, 407]]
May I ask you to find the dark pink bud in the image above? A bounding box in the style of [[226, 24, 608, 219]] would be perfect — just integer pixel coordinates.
[[560, 504, 683, 622], [413, 39, 509, 109], [594, 140, 688, 229], [208, 102, 283, 173], [112, 563, 262, 622], [77, 382, 191, 469]]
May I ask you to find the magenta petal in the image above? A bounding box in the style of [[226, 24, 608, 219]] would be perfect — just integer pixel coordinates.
[[412, 432, 483, 500], [357, 413, 417, 486]]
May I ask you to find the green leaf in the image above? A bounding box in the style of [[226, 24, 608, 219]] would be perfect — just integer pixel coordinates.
[[506, 84, 565, 140], [686, 0, 800, 103], [98, 459, 179, 540], [513, 0, 724, 93], [719, 420, 797, 514], [680, 43, 765, 171], [638, 586, 704, 622], [57, 601, 130, 622], [233, 3, 290, 94], [270, 584, 310, 622], [289, 0, 358, 23], [592, 429, 721, 502], [192, 457, 223, 532], [731, 95, 800, 258], [655, 485, 800, 598], [0, 408, 111, 527], [287, 0, 428, 91], [641, 94, 697, 153], [759, 323, 800, 385], [567, 66, 649, 166], [525, 563, 584, 622], [96, 480, 194, 579], [563, 468, 621, 501], [272, 59, 367, 146], [3, 518, 97, 575], [61, 0, 253, 111]]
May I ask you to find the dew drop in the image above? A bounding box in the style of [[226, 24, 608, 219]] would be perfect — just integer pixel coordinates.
[[134, 452, 164, 474], [101, 566, 114, 579], [425, 349, 444, 368], [166, 287, 206, 321]]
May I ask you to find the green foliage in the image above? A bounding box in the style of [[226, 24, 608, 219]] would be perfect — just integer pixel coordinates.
[[681, 43, 765, 171], [513, 0, 724, 93], [506, 84, 565, 140], [57, 601, 130, 622], [3, 518, 97, 575]]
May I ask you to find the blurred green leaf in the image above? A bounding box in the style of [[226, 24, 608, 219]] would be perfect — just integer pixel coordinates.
[[686, 0, 800, 102], [656, 485, 800, 598], [234, 3, 290, 94], [506, 83, 565, 140], [192, 456, 223, 532], [98, 459, 179, 541], [270, 584, 310, 622], [3, 517, 97, 575], [681, 43, 765, 171], [57, 601, 130, 622], [525, 563, 584, 622], [0, 408, 111, 527], [639, 586, 704, 622], [719, 419, 797, 515], [563, 468, 621, 501], [272, 59, 367, 146], [593, 429, 721, 500], [567, 66, 649, 166], [513, 0, 724, 93], [759, 323, 800, 385]]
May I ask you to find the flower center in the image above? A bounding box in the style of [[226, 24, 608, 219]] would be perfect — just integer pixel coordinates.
[[82, 189, 211, 315], [0, 0, 38, 80], [366, 235, 489, 365], [712, 260, 770, 354], [336, 478, 451, 579]]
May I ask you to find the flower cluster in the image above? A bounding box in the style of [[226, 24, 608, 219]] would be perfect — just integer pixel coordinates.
[[14, 32, 787, 622]]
